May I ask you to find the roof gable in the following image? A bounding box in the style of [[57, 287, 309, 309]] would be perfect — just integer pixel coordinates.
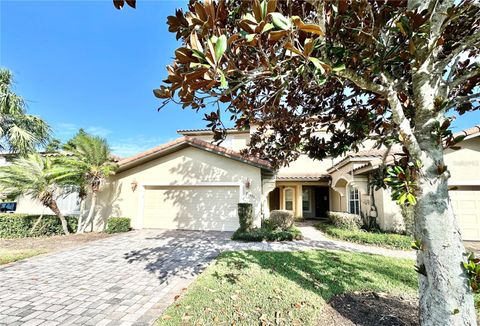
[[117, 136, 271, 172]]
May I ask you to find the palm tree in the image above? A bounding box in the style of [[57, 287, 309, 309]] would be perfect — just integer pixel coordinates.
[[54, 130, 117, 233], [0, 68, 50, 154], [0, 154, 72, 234]]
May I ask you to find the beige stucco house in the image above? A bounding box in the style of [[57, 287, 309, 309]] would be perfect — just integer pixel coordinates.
[[8, 125, 480, 240]]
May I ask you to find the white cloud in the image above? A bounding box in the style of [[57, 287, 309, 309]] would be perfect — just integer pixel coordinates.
[[54, 122, 173, 158], [55, 122, 78, 139], [54, 123, 111, 140], [85, 126, 112, 138]]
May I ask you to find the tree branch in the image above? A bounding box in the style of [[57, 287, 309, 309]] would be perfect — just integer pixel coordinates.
[[437, 32, 480, 71], [334, 69, 388, 97], [387, 91, 423, 160], [447, 92, 480, 109], [450, 67, 480, 90]]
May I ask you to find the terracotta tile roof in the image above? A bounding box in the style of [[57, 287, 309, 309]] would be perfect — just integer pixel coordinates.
[[118, 136, 272, 171], [327, 147, 402, 172], [177, 127, 248, 135], [452, 125, 480, 139], [276, 174, 330, 181]]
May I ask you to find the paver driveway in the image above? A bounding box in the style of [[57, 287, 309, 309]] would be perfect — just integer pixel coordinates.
[[0, 226, 414, 326], [0, 230, 233, 326]]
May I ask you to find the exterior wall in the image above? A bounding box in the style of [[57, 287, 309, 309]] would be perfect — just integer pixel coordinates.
[[330, 162, 369, 214], [277, 155, 332, 176], [373, 187, 403, 231], [14, 193, 81, 216], [445, 137, 480, 186], [94, 146, 263, 231], [374, 136, 480, 232], [184, 133, 250, 152]]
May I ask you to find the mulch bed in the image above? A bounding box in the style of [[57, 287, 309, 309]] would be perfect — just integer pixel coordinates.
[[319, 291, 419, 325]]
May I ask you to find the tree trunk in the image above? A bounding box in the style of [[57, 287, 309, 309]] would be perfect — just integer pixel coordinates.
[[80, 192, 97, 233], [49, 201, 70, 235], [30, 214, 44, 235], [414, 137, 476, 325]]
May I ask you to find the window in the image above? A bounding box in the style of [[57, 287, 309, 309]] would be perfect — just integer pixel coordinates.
[[349, 186, 360, 215], [302, 188, 311, 212], [284, 188, 294, 211]]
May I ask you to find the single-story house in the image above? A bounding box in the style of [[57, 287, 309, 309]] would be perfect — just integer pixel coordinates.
[[5, 125, 480, 240]]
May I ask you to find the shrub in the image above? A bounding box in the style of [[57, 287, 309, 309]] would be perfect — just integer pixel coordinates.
[[327, 211, 363, 230], [0, 214, 78, 238], [238, 203, 253, 231], [316, 222, 413, 250], [268, 210, 294, 230], [232, 226, 303, 242], [105, 217, 131, 234]]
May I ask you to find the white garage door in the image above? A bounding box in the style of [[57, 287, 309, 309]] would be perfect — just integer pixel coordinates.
[[142, 185, 240, 231], [450, 190, 480, 241]]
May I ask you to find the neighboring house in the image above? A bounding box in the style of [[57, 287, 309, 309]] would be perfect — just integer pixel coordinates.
[[0, 153, 81, 216], [5, 126, 480, 240]]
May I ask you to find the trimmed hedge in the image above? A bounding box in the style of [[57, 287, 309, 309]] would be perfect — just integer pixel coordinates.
[[105, 217, 131, 234], [232, 226, 303, 242], [268, 210, 294, 230], [238, 203, 253, 231], [316, 222, 413, 250], [327, 211, 363, 230], [0, 214, 78, 238]]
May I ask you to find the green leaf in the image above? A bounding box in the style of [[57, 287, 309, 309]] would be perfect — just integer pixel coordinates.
[[214, 35, 227, 62], [219, 70, 228, 89], [270, 12, 291, 30], [243, 13, 257, 23], [191, 49, 206, 62], [406, 193, 417, 205], [332, 63, 346, 72], [262, 23, 274, 33], [260, 0, 267, 19], [398, 193, 407, 205], [317, 75, 327, 86], [308, 57, 326, 74], [245, 34, 256, 42]]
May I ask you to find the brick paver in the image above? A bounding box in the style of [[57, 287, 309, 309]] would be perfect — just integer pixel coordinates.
[[0, 230, 233, 326], [0, 227, 414, 325]]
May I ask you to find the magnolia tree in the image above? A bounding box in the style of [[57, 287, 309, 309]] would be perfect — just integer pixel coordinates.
[[116, 0, 480, 324]]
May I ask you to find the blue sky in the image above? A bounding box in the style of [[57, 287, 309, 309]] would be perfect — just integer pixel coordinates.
[[1, 1, 478, 157]]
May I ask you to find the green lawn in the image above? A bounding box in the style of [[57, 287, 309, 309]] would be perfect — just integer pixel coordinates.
[[157, 250, 418, 325], [0, 248, 45, 265], [316, 222, 413, 250]]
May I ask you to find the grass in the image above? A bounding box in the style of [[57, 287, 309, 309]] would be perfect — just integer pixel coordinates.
[[0, 248, 45, 265], [157, 250, 417, 325], [316, 222, 413, 250]]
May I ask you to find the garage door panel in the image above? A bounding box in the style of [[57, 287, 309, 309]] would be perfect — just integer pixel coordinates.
[[143, 186, 240, 231], [450, 190, 480, 241]]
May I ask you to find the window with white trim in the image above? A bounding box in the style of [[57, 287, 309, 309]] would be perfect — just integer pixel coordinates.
[[284, 188, 294, 211], [349, 186, 360, 215]]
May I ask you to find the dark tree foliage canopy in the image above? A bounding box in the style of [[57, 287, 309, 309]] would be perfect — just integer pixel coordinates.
[[114, 1, 480, 324], [150, 0, 479, 169]]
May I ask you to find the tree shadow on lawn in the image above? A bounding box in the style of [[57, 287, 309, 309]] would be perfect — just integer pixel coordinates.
[[222, 250, 419, 325]]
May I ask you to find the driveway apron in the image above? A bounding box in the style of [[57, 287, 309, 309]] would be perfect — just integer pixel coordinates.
[[0, 230, 231, 326]]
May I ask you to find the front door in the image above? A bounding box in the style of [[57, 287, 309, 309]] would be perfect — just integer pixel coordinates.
[[314, 187, 329, 217], [269, 187, 280, 211]]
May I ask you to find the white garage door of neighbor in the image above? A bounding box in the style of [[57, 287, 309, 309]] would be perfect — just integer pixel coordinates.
[[450, 190, 480, 241], [142, 185, 240, 231]]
